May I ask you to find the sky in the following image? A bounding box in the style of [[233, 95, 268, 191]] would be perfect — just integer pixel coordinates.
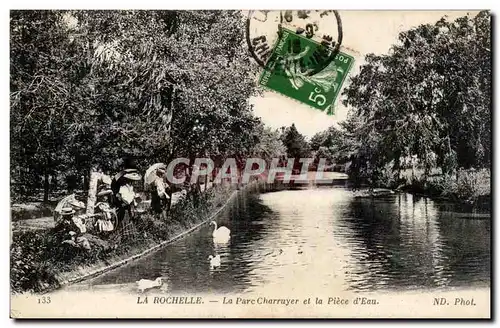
[[250, 10, 478, 138]]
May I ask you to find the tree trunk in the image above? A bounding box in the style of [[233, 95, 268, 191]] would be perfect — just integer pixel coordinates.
[[411, 158, 416, 181], [43, 170, 50, 203], [394, 154, 401, 181], [166, 188, 172, 213], [86, 170, 101, 214], [51, 173, 58, 191], [83, 172, 89, 191]]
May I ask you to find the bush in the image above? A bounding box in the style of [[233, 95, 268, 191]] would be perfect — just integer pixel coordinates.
[[455, 168, 490, 202], [374, 163, 398, 189], [407, 168, 490, 203], [425, 174, 456, 197], [10, 231, 61, 293]]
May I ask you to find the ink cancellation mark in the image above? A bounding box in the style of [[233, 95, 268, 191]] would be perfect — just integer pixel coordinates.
[[259, 28, 354, 115], [246, 10, 343, 77]]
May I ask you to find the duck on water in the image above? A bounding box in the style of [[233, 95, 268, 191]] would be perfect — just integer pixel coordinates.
[[136, 277, 163, 292]]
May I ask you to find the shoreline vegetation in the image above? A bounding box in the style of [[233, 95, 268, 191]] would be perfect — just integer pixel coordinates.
[[398, 170, 490, 207], [350, 168, 491, 208]]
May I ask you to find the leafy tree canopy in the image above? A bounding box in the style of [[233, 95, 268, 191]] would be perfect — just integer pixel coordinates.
[[11, 10, 268, 199], [337, 11, 490, 183]]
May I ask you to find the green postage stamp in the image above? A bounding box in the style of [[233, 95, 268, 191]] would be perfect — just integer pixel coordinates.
[[259, 28, 354, 115]]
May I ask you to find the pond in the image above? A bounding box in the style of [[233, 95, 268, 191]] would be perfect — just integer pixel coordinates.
[[68, 183, 491, 295]]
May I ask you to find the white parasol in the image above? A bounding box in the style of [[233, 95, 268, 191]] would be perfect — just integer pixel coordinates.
[[144, 163, 167, 188], [113, 168, 141, 183], [54, 194, 85, 223]]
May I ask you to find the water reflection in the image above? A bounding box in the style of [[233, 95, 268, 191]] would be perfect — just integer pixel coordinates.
[[78, 190, 277, 294], [70, 186, 490, 294], [339, 193, 490, 291]]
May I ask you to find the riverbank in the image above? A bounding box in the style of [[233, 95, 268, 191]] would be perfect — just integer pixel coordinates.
[[10, 184, 239, 294], [401, 169, 490, 206]]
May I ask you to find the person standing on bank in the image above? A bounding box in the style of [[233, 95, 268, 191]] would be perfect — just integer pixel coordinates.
[[112, 169, 142, 230], [188, 164, 202, 206], [150, 167, 170, 216]]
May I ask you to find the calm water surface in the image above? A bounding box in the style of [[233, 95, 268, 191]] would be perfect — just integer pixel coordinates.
[[70, 185, 490, 294]]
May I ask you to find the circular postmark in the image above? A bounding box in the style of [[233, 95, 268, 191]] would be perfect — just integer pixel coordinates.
[[246, 10, 343, 77]]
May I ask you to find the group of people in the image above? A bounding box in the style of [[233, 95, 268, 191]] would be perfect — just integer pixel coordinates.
[[54, 165, 172, 253]]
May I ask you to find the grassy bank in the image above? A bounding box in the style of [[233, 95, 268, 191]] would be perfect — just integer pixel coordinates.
[[10, 185, 236, 294], [354, 167, 491, 206], [11, 202, 56, 222]]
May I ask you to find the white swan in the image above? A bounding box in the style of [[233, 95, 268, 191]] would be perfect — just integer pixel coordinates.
[[210, 220, 231, 243], [208, 254, 221, 268], [136, 277, 163, 292]]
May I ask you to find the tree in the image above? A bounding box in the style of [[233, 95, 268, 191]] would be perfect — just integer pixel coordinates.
[[340, 11, 491, 185], [310, 126, 342, 163], [11, 11, 83, 200], [250, 124, 287, 163], [281, 124, 311, 159]]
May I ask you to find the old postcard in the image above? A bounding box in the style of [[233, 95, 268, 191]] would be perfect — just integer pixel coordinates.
[[10, 9, 491, 319]]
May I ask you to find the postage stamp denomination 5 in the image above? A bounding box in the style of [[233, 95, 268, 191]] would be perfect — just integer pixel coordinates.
[[259, 28, 354, 115]]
